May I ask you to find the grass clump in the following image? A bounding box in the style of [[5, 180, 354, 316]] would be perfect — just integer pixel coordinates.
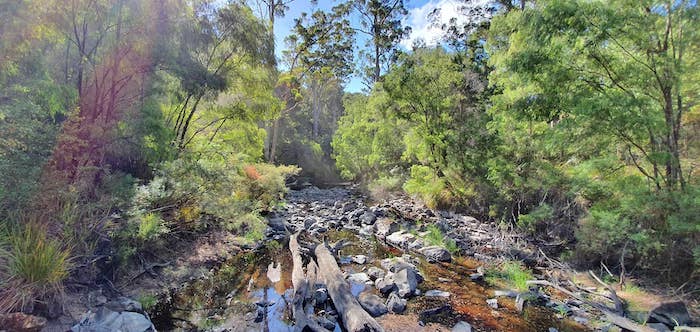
[[0, 223, 71, 312], [424, 224, 460, 255], [485, 260, 533, 292]]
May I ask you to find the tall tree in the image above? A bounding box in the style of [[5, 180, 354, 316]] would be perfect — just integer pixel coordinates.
[[352, 0, 411, 86]]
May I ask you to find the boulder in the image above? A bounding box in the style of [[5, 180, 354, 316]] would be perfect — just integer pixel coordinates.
[[452, 321, 472, 332], [72, 307, 154, 332], [375, 275, 396, 295], [386, 292, 407, 314], [421, 246, 452, 263], [360, 211, 378, 225], [358, 292, 388, 317], [648, 301, 691, 328], [386, 231, 416, 249], [0, 313, 47, 332], [347, 272, 371, 284], [375, 218, 399, 239], [394, 268, 418, 298]]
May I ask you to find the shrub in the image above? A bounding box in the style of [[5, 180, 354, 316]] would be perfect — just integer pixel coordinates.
[[368, 175, 404, 201], [423, 225, 459, 255], [0, 223, 71, 312], [517, 203, 554, 234], [403, 165, 449, 208]]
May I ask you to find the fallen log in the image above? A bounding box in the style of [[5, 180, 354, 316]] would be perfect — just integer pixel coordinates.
[[290, 234, 325, 332], [526, 280, 655, 332], [315, 243, 384, 332]]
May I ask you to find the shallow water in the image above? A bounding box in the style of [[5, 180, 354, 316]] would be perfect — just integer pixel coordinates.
[[148, 228, 589, 332]]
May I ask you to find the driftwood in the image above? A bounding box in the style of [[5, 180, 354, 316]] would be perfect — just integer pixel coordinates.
[[315, 243, 384, 332], [289, 234, 325, 332], [588, 270, 624, 314], [526, 280, 654, 332]]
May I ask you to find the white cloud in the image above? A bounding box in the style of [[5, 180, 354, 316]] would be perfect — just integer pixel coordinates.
[[401, 0, 491, 49]]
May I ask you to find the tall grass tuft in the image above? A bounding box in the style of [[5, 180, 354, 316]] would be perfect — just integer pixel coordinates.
[[0, 222, 71, 313]]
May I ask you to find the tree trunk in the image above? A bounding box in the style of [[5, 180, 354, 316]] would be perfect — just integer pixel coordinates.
[[289, 234, 325, 332], [314, 243, 384, 332]]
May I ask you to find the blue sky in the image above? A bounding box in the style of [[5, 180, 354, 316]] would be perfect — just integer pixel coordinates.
[[265, 0, 488, 92]]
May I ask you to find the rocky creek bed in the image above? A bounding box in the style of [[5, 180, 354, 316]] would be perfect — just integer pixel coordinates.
[[128, 186, 694, 332], [35, 186, 696, 332]]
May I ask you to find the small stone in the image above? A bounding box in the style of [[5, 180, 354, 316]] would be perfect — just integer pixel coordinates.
[[352, 255, 368, 265], [494, 290, 518, 298], [424, 290, 451, 298], [486, 298, 498, 309], [469, 273, 484, 281], [438, 277, 452, 283], [548, 328, 559, 332], [452, 321, 472, 332], [573, 316, 588, 324], [367, 267, 385, 280]]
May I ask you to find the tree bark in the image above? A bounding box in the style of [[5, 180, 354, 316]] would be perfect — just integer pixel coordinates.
[[314, 243, 384, 332], [289, 234, 325, 332]]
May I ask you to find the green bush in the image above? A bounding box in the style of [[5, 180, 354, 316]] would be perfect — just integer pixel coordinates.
[[0, 223, 71, 312], [517, 204, 554, 234], [403, 165, 448, 208]]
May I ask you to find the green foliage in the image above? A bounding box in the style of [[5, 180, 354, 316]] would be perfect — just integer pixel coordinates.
[[403, 165, 448, 209], [517, 204, 554, 234], [0, 223, 71, 312], [138, 294, 158, 311], [423, 225, 459, 255], [486, 261, 534, 292]]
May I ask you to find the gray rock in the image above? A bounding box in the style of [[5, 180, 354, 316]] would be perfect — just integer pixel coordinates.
[[367, 267, 385, 280], [408, 239, 424, 251], [352, 255, 368, 265], [421, 246, 452, 263], [375, 218, 399, 239], [358, 292, 388, 317], [386, 231, 416, 249], [648, 301, 691, 327], [494, 290, 518, 298], [375, 276, 396, 295], [380, 257, 417, 273], [394, 268, 418, 298], [359, 225, 375, 236], [424, 290, 451, 298], [548, 328, 559, 332], [360, 211, 378, 225], [386, 293, 407, 314], [452, 321, 472, 332], [486, 298, 498, 309], [347, 272, 371, 284], [72, 307, 154, 332], [573, 316, 588, 324]]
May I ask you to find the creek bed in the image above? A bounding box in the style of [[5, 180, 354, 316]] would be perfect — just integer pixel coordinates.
[[147, 228, 589, 332]]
